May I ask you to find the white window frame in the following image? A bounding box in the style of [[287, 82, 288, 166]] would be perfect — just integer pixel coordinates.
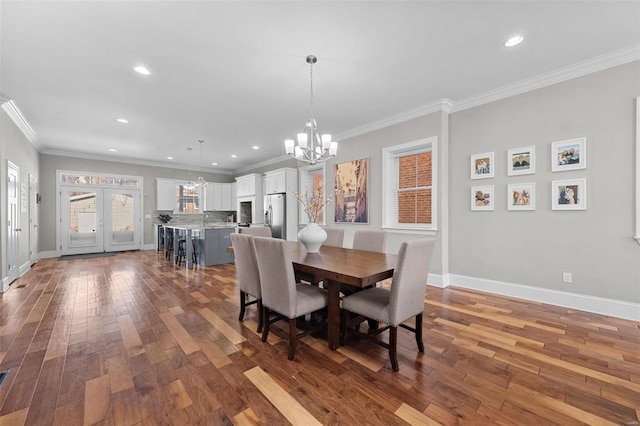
[[298, 163, 327, 225], [382, 137, 438, 235], [175, 180, 202, 214]]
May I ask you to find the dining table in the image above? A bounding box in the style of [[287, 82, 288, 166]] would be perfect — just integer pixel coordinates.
[[230, 241, 398, 350]]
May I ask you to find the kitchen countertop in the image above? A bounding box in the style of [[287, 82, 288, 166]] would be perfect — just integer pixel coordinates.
[[162, 223, 236, 230]]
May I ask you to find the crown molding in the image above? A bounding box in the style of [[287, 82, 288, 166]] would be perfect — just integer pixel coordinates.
[[0, 94, 40, 149], [233, 154, 295, 175], [451, 43, 640, 113], [335, 99, 452, 142], [40, 149, 234, 175]]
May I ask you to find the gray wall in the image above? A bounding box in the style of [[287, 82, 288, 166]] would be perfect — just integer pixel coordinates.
[[0, 111, 40, 279], [39, 154, 235, 251], [449, 61, 640, 303]]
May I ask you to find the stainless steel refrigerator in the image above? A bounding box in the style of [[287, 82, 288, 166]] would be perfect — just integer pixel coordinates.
[[264, 193, 286, 239]]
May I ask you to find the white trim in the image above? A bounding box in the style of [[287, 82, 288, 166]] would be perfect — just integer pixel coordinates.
[[381, 227, 437, 236], [42, 149, 234, 175], [0, 95, 40, 149], [233, 154, 294, 175], [40, 250, 58, 259], [1, 277, 9, 293], [19, 261, 31, 277], [336, 99, 452, 142], [142, 244, 155, 250], [445, 273, 640, 322], [451, 44, 640, 113], [634, 96, 640, 244], [382, 137, 438, 232]]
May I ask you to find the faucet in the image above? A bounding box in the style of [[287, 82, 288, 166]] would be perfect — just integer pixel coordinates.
[[202, 211, 211, 227]]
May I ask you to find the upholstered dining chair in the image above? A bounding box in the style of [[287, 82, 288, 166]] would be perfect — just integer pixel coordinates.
[[241, 227, 272, 237], [252, 237, 328, 360], [340, 238, 436, 371], [352, 229, 386, 252], [323, 228, 345, 247], [230, 233, 263, 333]]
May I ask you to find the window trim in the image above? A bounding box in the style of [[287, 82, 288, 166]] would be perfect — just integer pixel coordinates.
[[298, 163, 327, 226], [382, 137, 438, 235]]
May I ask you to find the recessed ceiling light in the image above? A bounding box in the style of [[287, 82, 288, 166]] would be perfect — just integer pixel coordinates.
[[505, 35, 524, 47], [252, 146, 259, 150], [109, 148, 117, 152], [211, 162, 218, 166], [167, 156, 174, 160], [116, 118, 128, 123], [231, 154, 237, 158], [134, 66, 151, 75]]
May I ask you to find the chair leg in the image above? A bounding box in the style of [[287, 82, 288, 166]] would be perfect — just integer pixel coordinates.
[[415, 313, 424, 352], [238, 291, 247, 321], [389, 326, 399, 372], [288, 318, 297, 360], [256, 300, 263, 333], [261, 307, 270, 342]]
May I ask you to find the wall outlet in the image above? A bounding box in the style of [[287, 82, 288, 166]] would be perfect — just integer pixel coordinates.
[[562, 272, 572, 283]]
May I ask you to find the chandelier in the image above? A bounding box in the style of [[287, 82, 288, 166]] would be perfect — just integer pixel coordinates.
[[284, 55, 338, 165]]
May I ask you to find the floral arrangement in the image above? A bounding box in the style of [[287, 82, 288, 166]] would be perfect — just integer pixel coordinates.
[[291, 182, 333, 223]]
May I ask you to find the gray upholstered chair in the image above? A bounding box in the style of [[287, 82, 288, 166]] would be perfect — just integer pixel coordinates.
[[323, 228, 345, 248], [252, 237, 328, 360], [352, 229, 386, 252], [241, 227, 272, 237], [230, 233, 263, 333], [340, 238, 436, 371]]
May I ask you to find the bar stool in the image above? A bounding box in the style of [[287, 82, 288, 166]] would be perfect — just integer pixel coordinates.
[[176, 238, 198, 266], [165, 228, 174, 260]]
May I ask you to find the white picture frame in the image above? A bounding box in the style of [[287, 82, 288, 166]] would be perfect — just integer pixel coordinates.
[[471, 185, 494, 211], [470, 152, 494, 179], [507, 146, 535, 176], [507, 183, 535, 211], [551, 137, 587, 172], [552, 178, 587, 210]]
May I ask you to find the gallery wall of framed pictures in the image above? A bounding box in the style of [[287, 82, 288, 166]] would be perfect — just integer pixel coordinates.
[[469, 137, 587, 212]]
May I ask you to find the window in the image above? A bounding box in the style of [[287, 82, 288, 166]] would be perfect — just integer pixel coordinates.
[[175, 183, 201, 213], [382, 137, 437, 233], [298, 163, 327, 225]]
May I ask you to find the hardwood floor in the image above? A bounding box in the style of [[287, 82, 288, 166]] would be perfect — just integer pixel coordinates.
[[0, 250, 638, 425]]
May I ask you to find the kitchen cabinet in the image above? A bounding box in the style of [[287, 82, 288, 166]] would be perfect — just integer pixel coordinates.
[[236, 174, 261, 197], [203, 182, 236, 211], [265, 168, 297, 194], [197, 228, 235, 265], [156, 178, 176, 210]]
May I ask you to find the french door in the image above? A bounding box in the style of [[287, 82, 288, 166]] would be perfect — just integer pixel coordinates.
[[60, 187, 141, 255], [7, 162, 20, 284]]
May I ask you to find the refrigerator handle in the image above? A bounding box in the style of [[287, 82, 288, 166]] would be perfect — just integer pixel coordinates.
[[267, 205, 273, 226]]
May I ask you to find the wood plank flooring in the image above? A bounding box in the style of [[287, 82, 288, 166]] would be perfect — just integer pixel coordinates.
[[0, 250, 638, 425]]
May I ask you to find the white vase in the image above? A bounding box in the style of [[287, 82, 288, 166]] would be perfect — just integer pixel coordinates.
[[298, 223, 327, 253]]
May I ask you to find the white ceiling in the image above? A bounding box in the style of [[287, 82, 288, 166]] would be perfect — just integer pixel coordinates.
[[2, 1, 639, 173]]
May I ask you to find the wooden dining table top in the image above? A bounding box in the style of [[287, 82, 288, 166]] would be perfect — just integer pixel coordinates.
[[286, 243, 397, 288]]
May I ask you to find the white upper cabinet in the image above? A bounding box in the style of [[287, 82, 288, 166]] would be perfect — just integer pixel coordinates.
[[235, 174, 261, 197], [203, 182, 236, 211], [156, 178, 176, 210], [265, 168, 297, 194]]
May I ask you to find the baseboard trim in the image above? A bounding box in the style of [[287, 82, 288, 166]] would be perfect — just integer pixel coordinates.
[[40, 250, 58, 259], [439, 273, 640, 322], [19, 261, 31, 277], [1, 276, 9, 293], [142, 244, 156, 251]]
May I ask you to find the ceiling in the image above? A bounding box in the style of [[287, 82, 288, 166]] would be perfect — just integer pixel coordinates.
[[2, 1, 639, 174]]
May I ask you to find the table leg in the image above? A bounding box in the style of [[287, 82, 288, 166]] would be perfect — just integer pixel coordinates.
[[326, 279, 340, 350]]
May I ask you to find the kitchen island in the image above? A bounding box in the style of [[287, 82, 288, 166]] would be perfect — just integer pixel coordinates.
[[163, 224, 235, 267]]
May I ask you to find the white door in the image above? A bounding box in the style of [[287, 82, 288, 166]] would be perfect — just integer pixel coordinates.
[[29, 174, 39, 264], [60, 187, 104, 255], [60, 187, 142, 255], [103, 188, 141, 252], [7, 162, 20, 283]]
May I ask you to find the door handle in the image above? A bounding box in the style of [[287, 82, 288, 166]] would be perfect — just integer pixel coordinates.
[[33, 224, 39, 228], [15, 228, 22, 232]]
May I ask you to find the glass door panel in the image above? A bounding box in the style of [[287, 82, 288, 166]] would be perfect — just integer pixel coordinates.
[[60, 187, 104, 255], [104, 189, 141, 252]]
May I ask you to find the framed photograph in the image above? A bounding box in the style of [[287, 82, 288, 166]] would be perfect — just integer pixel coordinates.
[[552, 179, 587, 210], [551, 137, 587, 172], [507, 183, 535, 211], [507, 146, 535, 176], [471, 185, 494, 211], [334, 158, 368, 223], [470, 152, 494, 179]]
